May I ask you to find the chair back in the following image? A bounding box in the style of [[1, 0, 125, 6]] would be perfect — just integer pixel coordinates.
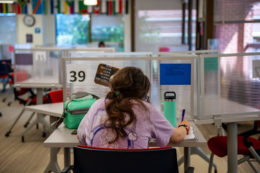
[[48, 89, 63, 103], [74, 145, 179, 173]]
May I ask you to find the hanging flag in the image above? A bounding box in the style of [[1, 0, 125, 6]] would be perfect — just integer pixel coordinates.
[[44, 0, 48, 14], [64, 1, 68, 14], [118, 0, 122, 14], [22, 4, 28, 14], [74, 0, 79, 13], [32, 0, 45, 14], [113, 0, 116, 15], [108, 0, 113, 15], [115, 0, 119, 14], [56, 0, 61, 13], [101, 0, 106, 14], [0, 4, 3, 13], [93, 0, 100, 14], [79, 0, 88, 14], [50, 0, 54, 14], [13, 3, 21, 14]]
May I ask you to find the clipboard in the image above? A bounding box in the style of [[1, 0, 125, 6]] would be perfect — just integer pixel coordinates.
[[94, 64, 119, 87]]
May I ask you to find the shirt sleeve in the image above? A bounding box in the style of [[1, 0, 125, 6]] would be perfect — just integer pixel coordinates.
[[147, 103, 175, 147], [77, 99, 103, 145]]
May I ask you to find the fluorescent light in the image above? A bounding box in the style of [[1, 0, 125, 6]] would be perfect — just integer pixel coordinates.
[[84, 0, 97, 6], [0, 0, 15, 3]]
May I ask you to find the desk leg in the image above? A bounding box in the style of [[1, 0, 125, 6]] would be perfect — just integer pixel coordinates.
[[184, 147, 191, 172], [43, 148, 61, 173], [227, 123, 238, 173], [64, 148, 71, 168]]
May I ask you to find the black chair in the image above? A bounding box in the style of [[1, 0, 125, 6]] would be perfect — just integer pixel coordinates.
[[71, 145, 194, 173]]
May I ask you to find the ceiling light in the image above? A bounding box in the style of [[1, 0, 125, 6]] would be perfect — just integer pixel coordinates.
[[84, 0, 97, 6], [0, 0, 15, 3]]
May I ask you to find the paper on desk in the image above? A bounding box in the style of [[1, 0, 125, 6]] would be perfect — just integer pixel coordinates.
[[184, 127, 195, 140]]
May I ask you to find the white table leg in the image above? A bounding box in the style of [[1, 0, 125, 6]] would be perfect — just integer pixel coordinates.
[[43, 148, 61, 173], [227, 123, 238, 173]]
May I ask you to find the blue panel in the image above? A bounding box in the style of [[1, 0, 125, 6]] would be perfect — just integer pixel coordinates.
[[160, 64, 191, 85]]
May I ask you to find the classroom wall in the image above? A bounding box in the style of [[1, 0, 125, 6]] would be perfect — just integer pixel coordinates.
[[16, 15, 56, 46], [16, 15, 43, 46]]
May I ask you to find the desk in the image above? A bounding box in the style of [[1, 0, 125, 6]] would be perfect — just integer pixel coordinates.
[[43, 122, 206, 173], [25, 103, 63, 118], [195, 97, 260, 173], [14, 79, 62, 141]]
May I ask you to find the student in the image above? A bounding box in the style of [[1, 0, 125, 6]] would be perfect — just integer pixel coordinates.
[[77, 67, 190, 148], [98, 41, 106, 48]]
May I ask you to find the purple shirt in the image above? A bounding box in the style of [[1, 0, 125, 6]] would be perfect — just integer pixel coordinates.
[[77, 98, 174, 149]]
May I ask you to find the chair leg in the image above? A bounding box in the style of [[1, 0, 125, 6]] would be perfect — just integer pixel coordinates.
[[192, 147, 218, 171], [208, 152, 217, 173], [24, 112, 35, 128], [247, 160, 260, 173], [5, 108, 26, 137], [21, 118, 39, 142]]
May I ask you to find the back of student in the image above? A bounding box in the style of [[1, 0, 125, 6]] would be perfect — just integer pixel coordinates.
[[77, 67, 190, 149]]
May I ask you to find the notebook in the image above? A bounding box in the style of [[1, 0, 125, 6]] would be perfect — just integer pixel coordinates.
[[184, 126, 196, 140]]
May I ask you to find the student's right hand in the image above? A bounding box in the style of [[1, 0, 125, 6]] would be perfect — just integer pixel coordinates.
[[178, 120, 190, 134], [170, 120, 191, 144]]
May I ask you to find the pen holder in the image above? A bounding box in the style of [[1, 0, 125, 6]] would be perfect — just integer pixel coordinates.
[[164, 91, 177, 127]]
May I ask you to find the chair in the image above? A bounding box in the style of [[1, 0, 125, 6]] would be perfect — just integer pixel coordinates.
[[47, 89, 63, 128], [5, 72, 50, 138], [47, 89, 63, 103], [0, 59, 12, 93], [208, 121, 260, 173], [69, 145, 195, 173]]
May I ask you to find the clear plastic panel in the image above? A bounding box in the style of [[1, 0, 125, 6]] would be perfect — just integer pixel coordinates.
[[14, 49, 61, 84], [155, 59, 194, 120], [197, 53, 260, 120], [64, 57, 152, 101]]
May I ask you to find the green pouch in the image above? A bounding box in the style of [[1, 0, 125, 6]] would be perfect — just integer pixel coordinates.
[[64, 94, 98, 129]]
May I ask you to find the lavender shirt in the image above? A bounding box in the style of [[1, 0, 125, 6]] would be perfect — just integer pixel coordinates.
[[77, 98, 174, 149]]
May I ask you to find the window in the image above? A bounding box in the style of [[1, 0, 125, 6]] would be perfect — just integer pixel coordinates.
[[56, 14, 90, 46], [91, 14, 124, 51]]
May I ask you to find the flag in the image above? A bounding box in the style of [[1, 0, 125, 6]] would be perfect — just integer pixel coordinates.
[[101, 0, 106, 14], [32, 0, 45, 14], [0, 4, 3, 13], [13, 3, 21, 14], [74, 0, 79, 13], [50, 0, 54, 14], [79, 0, 88, 14], [118, 0, 122, 14], [108, 0, 113, 15], [93, 0, 100, 14], [113, 0, 116, 15]]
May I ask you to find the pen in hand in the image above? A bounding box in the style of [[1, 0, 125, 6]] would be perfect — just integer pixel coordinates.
[[181, 109, 185, 122]]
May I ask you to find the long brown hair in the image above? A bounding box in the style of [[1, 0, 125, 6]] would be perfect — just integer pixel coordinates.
[[105, 67, 150, 143]]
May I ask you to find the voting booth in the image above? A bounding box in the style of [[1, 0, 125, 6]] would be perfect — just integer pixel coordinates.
[[14, 48, 62, 86], [62, 52, 152, 99], [196, 52, 260, 120], [62, 52, 196, 121]]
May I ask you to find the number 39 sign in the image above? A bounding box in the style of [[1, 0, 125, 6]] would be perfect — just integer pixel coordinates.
[[66, 64, 86, 83]]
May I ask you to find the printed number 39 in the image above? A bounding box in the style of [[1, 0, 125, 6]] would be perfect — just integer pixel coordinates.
[[70, 71, 85, 82]]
